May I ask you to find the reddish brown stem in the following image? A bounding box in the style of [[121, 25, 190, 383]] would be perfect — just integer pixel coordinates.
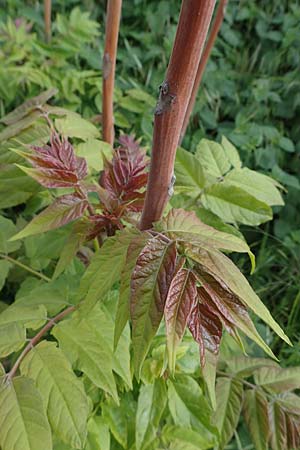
[[6, 306, 75, 381], [180, 0, 228, 143], [140, 0, 216, 230], [44, 0, 52, 43], [102, 0, 122, 145]]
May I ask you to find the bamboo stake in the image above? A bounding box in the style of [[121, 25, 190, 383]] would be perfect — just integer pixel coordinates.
[[102, 0, 122, 145], [140, 0, 216, 230], [180, 0, 228, 143], [44, 0, 52, 43]]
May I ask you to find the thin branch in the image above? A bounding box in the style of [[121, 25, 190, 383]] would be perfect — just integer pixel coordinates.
[[44, 0, 52, 43], [0, 253, 51, 282], [180, 0, 228, 143], [102, 0, 122, 145], [140, 0, 216, 231], [5, 305, 75, 381]]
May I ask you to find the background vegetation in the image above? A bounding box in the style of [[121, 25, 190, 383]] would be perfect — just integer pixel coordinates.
[[0, 1, 300, 449]]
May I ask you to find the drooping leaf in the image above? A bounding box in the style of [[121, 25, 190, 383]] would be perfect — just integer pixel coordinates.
[[136, 379, 167, 450], [130, 236, 177, 377], [55, 115, 100, 140], [15, 277, 71, 315], [0, 260, 11, 291], [11, 194, 89, 240], [165, 268, 197, 374], [225, 356, 279, 377], [268, 400, 288, 450], [52, 310, 118, 403], [157, 208, 254, 268], [0, 215, 21, 253], [0, 165, 40, 209], [53, 219, 90, 279], [221, 136, 241, 169], [168, 375, 215, 435], [0, 111, 43, 142], [196, 139, 231, 178], [195, 268, 276, 359], [225, 168, 284, 206], [254, 366, 300, 393], [114, 232, 150, 348], [0, 303, 47, 357], [0, 376, 52, 450], [79, 229, 140, 312], [213, 377, 244, 449], [186, 246, 291, 346], [201, 350, 218, 410], [0, 322, 26, 357], [202, 182, 272, 225], [20, 341, 88, 449], [188, 296, 223, 365], [162, 425, 216, 450], [85, 416, 110, 450], [174, 147, 205, 194], [0, 88, 57, 125], [243, 389, 269, 450]]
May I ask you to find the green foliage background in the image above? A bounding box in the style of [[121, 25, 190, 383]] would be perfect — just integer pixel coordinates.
[[0, 1, 300, 449]]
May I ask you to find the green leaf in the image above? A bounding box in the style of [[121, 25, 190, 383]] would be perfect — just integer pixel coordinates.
[[165, 269, 197, 374], [114, 232, 149, 349], [0, 304, 47, 330], [158, 208, 254, 268], [136, 379, 167, 450], [0, 88, 57, 125], [0, 111, 43, 142], [174, 147, 205, 194], [279, 136, 295, 153], [243, 389, 269, 450], [268, 401, 287, 450], [225, 356, 279, 377], [0, 322, 26, 357], [85, 416, 110, 450], [131, 237, 177, 377], [15, 277, 71, 315], [0, 216, 21, 253], [102, 398, 128, 448], [202, 182, 272, 225], [196, 139, 231, 178], [213, 377, 244, 449], [11, 194, 88, 241], [162, 425, 216, 450], [186, 247, 291, 347], [225, 168, 284, 206], [0, 376, 52, 450], [52, 310, 118, 403], [20, 341, 88, 449], [168, 375, 215, 434], [202, 351, 218, 410], [76, 139, 113, 173], [79, 230, 139, 312], [0, 303, 47, 357], [0, 165, 39, 209], [0, 122, 50, 165], [221, 136, 241, 169], [0, 260, 11, 291], [254, 366, 300, 393], [55, 114, 100, 140], [53, 220, 89, 279], [195, 268, 277, 360]]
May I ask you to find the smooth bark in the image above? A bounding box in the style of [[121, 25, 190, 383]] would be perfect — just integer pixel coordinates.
[[140, 0, 216, 230], [102, 0, 122, 145], [180, 0, 228, 142], [44, 0, 52, 43]]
